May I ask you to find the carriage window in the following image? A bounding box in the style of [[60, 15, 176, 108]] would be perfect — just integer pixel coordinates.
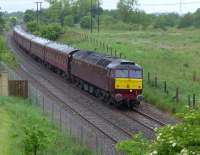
[[129, 70, 142, 79], [115, 70, 129, 78]]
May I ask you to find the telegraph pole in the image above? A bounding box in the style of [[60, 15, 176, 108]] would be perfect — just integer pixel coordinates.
[[35, 1, 43, 25], [90, 0, 93, 33], [97, 0, 100, 32], [180, 0, 182, 15]]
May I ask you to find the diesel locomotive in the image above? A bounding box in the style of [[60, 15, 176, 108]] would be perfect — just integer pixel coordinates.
[[13, 26, 143, 108]]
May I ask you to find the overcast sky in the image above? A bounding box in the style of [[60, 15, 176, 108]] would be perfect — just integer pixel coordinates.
[[0, 0, 200, 14]]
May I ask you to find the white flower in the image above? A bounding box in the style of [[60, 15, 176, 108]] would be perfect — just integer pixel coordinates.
[[150, 151, 158, 155], [172, 143, 176, 147], [180, 148, 188, 155]]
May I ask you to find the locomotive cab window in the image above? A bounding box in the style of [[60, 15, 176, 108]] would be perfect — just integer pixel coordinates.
[[129, 70, 142, 79], [114, 70, 129, 78]]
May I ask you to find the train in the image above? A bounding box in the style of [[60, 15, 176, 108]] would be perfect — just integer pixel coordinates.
[[13, 26, 144, 108]]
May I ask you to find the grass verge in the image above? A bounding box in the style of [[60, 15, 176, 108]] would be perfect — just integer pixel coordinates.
[[58, 28, 200, 113], [0, 96, 94, 155], [0, 35, 17, 68]]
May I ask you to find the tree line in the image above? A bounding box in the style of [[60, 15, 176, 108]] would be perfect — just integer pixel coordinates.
[[22, 0, 200, 31]]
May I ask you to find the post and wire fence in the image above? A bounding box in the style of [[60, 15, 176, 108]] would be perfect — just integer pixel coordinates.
[[0, 62, 125, 155], [146, 72, 199, 111]]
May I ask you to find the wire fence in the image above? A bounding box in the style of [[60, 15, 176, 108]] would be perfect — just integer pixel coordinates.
[[0, 61, 125, 155], [145, 72, 199, 110], [75, 32, 200, 111]]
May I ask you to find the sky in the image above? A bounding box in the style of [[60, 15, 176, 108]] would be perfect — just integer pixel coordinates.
[[0, 0, 200, 14]]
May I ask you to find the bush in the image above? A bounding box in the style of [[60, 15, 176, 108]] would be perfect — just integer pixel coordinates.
[[27, 21, 39, 33], [64, 15, 74, 27], [116, 108, 200, 155], [27, 22, 63, 41], [80, 16, 91, 29], [178, 13, 194, 28], [40, 23, 63, 40]]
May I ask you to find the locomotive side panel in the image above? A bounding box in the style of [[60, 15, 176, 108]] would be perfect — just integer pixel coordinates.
[[71, 58, 109, 91]]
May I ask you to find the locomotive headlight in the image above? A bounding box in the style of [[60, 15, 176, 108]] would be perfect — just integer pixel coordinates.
[[130, 89, 133, 92]]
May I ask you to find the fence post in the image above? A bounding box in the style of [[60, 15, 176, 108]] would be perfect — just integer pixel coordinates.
[[155, 75, 158, 88], [147, 72, 150, 83], [52, 102, 54, 122], [188, 95, 191, 108], [176, 88, 179, 103], [164, 81, 167, 93], [42, 95, 45, 113], [80, 126, 83, 145], [110, 47, 113, 56], [60, 109, 62, 132], [119, 53, 122, 58], [193, 94, 196, 109], [95, 133, 99, 155]]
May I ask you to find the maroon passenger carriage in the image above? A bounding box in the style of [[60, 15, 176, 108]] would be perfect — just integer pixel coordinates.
[[45, 42, 78, 78], [13, 26, 35, 52]]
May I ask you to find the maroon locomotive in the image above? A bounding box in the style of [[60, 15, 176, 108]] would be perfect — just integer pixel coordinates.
[[13, 26, 143, 108]]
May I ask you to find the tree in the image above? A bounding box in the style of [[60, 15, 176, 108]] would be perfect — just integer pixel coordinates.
[[193, 9, 200, 28], [9, 17, 17, 27], [117, 0, 138, 22], [23, 125, 54, 155], [0, 9, 5, 33], [80, 16, 91, 29], [64, 15, 74, 26], [24, 10, 35, 23], [179, 13, 194, 28]]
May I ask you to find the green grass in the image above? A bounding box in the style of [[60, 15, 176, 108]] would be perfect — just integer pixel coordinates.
[[0, 96, 94, 155], [0, 107, 12, 155], [58, 27, 200, 113], [0, 35, 17, 68]]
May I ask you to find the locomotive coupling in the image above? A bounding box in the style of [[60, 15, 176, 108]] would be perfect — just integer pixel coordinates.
[[137, 95, 144, 102]]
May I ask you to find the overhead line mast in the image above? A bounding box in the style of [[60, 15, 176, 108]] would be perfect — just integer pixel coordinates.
[[90, 0, 93, 33], [35, 1, 43, 25]]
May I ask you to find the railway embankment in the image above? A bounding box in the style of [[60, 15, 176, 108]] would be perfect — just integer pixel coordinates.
[[0, 96, 94, 155]]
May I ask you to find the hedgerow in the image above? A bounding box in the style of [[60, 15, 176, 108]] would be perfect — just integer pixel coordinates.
[[116, 107, 200, 155]]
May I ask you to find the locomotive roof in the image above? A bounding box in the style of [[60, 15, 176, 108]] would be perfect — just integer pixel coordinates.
[[31, 36, 50, 45], [47, 42, 77, 54], [14, 26, 35, 40], [73, 50, 142, 70]]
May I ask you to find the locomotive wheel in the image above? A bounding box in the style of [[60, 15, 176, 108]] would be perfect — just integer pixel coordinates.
[[94, 89, 101, 98]]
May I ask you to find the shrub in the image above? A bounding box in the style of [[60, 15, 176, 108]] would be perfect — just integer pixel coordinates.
[[41, 23, 63, 40], [27, 21, 39, 33], [80, 16, 91, 29], [64, 15, 74, 27], [116, 108, 200, 155]]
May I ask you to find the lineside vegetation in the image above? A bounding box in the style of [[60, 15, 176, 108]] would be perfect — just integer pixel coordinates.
[[0, 96, 94, 155]]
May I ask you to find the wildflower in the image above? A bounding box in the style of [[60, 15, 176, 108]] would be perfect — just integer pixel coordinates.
[[172, 143, 176, 147], [150, 150, 158, 155]]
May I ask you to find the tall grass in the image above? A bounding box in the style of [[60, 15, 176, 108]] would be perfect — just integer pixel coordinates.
[[0, 35, 17, 67], [58, 28, 200, 113], [0, 96, 94, 155]]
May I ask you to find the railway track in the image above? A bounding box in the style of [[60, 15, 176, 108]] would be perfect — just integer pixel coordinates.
[[6, 32, 177, 144]]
